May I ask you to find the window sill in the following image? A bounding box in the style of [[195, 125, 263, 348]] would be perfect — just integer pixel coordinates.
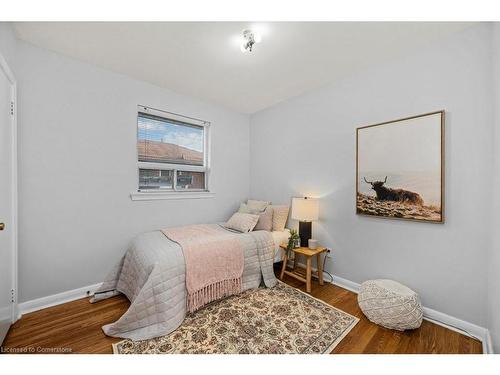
[[130, 191, 215, 201]]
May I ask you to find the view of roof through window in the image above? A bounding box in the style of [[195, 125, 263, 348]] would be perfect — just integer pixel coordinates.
[[137, 112, 204, 166]]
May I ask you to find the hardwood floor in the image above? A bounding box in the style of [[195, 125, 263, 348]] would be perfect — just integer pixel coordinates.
[[2, 273, 482, 354]]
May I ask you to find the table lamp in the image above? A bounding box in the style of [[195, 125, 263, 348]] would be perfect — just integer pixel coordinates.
[[291, 197, 319, 247]]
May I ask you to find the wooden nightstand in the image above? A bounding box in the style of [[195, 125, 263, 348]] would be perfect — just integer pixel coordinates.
[[279, 244, 328, 293]]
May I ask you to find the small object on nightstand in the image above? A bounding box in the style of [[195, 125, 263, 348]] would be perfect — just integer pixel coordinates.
[[279, 243, 328, 293], [308, 239, 318, 249], [287, 229, 300, 250]]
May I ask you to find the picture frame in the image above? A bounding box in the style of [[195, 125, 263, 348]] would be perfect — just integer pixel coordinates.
[[356, 111, 445, 223]]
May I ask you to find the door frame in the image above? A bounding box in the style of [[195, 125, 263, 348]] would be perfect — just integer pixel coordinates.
[[0, 50, 18, 323]]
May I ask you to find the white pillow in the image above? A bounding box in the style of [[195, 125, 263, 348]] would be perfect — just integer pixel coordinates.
[[225, 212, 260, 233], [247, 199, 271, 212], [254, 206, 274, 231], [271, 205, 290, 231]]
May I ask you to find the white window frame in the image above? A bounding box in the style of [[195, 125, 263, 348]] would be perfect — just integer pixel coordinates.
[[131, 105, 214, 201]]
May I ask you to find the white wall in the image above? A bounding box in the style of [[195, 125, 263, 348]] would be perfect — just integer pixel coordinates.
[[489, 23, 500, 353], [0, 23, 17, 69], [12, 38, 250, 303], [250, 24, 493, 327]]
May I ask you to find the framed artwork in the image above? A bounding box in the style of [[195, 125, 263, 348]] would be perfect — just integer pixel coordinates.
[[356, 111, 444, 223]]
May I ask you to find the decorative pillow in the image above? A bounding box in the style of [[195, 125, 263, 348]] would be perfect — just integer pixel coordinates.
[[247, 199, 271, 212], [271, 205, 290, 231], [225, 212, 260, 233], [254, 206, 274, 231], [238, 203, 259, 214]]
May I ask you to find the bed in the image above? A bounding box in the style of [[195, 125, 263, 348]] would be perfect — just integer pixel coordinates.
[[91, 224, 284, 341]]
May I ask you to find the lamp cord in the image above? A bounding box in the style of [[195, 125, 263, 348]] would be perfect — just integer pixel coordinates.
[[323, 250, 334, 283]]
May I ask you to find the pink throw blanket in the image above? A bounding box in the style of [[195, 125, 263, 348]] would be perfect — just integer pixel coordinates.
[[162, 224, 244, 313]]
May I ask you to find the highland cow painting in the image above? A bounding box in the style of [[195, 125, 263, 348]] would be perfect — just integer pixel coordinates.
[[356, 111, 444, 223]]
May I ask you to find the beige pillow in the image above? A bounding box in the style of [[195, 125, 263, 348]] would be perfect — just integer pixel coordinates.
[[247, 199, 271, 212], [272, 205, 289, 231], [225, 212, 260, 233], [254, 206, 273, 231], [238, 203, 258, 214]]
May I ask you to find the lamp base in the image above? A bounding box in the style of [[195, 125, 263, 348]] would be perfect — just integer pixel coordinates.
[[298, 221, 312, 247]]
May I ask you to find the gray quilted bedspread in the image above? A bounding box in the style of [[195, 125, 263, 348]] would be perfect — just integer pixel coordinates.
[[90, 227, 277, 341]]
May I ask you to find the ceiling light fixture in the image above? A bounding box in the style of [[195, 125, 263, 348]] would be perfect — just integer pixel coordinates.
[[240, 29, 261, 53]]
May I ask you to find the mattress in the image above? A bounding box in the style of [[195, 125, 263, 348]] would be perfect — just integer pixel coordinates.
[[271, 228, 291, 263]]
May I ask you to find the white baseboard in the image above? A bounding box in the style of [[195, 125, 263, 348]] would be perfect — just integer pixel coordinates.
[[484, 330, 494, 355], [332, 275, 361, 293], [331, 274, 493, 354], [18, 283, 101, 316], [13, 304, 21, 322]]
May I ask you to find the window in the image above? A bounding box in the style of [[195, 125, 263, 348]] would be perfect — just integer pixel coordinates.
[[136, 106, 210, 195], [139, 169, 173, 190]]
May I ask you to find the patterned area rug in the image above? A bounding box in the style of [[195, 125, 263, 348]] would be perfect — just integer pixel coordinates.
[[113, 281, 359, 354]]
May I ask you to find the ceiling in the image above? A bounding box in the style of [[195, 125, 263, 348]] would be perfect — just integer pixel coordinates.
[[13, 22, 474, 114]]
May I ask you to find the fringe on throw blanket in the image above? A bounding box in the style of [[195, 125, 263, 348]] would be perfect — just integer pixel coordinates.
[[187, 278, 242, 313], [162, 224, 244, 314]]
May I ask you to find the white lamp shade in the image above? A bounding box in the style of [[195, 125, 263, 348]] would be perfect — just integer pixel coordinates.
[[291, 197, 319, 222]]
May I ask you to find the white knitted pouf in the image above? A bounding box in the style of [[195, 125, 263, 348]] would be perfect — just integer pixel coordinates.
[[357, 279, 423, 331]]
